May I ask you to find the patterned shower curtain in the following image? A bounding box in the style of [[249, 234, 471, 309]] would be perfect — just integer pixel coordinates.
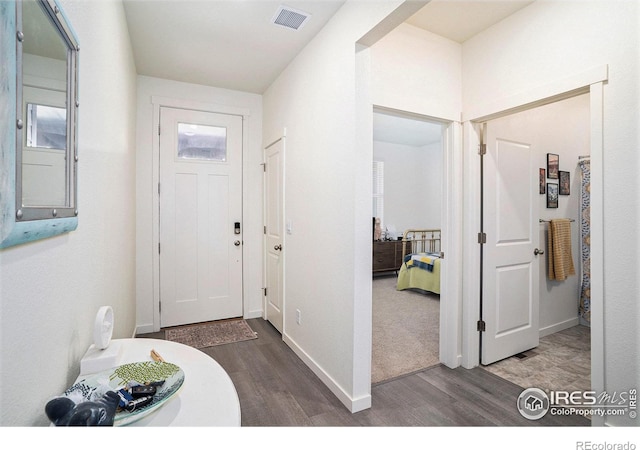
[[578, 159, 591, 322]]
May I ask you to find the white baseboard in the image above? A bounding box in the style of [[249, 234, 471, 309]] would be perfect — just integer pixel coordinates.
[[244, 309, 263, 320], [539, 316, 580, 338], [135, 323, 155, 335], [448, 354, 462, 369], [282, 332, 371, 413]]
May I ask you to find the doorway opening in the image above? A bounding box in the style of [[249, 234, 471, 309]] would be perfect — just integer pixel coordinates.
[[478, 93, 592, 396], [371, 107, 446, 384]]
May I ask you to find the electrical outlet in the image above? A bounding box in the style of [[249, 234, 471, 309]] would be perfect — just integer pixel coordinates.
[[296, 309, 301, 325]]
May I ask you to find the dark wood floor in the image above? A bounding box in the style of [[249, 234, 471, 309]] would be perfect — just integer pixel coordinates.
[[138, 318, 589, 427]]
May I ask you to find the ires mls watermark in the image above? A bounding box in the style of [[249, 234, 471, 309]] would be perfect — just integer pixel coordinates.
[[516, 387, 637, 420]]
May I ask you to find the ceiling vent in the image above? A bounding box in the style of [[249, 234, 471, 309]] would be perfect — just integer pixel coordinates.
[[271, 5, 311, 31]]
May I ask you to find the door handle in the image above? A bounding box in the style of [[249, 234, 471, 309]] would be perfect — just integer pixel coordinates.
[[274, 244, 282, 251], [534, 248, 544, 255], [234, 240, 241, 246]]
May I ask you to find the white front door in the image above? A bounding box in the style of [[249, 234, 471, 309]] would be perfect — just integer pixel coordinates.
[[159, 107, 243, 328], [481, 117, 540, 365], [264, 138, 285, 333], [21, 86, 68, 206]]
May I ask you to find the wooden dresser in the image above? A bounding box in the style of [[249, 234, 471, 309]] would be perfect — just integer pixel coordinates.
[[373, 240, 409, 274]]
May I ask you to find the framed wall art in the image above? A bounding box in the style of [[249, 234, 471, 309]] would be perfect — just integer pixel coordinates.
[[547, 182, 558, 208], [547, 153, 559, 179], [539, 168, 546, 194]]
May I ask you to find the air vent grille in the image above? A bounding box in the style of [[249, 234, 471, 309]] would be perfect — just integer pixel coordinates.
[[272, 6, 310, 30]]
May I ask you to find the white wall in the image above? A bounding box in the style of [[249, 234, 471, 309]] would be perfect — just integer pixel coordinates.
[[0, 0, 137, 426], [373, 140, 442, 233], [263, 0, 404, 411], [462, 0, 639, 426], [535, 95, 590, 334], [371, 23, 462, 121], [134, 75, 263, 333], [486, 94, 590, 335]]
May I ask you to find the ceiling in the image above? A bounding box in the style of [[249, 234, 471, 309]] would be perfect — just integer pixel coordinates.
[[406, 0, 535, 44], [123, 0, 534, 95], [122, 0, 535, 146], [123, 1, 346, 94]]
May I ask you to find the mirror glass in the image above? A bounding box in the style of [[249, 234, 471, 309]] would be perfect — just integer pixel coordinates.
[[21, 0, 68, 207], [17, 0, 78, 221]]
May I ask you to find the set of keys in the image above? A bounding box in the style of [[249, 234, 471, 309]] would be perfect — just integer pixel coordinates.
[[116, 381, 164, 412]]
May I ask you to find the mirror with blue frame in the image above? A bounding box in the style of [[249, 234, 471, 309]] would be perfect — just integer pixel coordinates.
[[0, 0, 79, 249]]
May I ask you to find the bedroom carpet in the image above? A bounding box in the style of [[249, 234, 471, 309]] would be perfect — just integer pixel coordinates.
[[164, 318, 257, 349], [372, 275, 440, 384]]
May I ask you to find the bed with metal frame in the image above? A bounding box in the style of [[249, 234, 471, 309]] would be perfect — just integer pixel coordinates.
[[397, 229, 442, 295]]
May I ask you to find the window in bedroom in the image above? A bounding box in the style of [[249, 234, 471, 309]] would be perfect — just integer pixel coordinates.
[[372, 160, 384, 226]]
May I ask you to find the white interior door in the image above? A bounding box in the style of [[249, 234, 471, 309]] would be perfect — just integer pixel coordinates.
[[159, 107, 243, 328], [264, 138, 284, 333], [481, 117, 540, 365]]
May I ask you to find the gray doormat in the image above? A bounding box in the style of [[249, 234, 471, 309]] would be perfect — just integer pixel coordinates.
[[164, 319, 257, 349]]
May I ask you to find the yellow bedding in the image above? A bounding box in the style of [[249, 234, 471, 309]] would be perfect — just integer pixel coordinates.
[[396, 255, 441, 295]]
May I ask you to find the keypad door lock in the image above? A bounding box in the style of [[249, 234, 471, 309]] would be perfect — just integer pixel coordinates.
[[234, 222, 241, 235]]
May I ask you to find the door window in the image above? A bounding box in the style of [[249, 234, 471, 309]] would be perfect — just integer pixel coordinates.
[[177, 122, 227, 161], [26, 103, 67, 150]]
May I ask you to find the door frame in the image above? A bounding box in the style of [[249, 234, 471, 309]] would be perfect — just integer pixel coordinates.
[[150, 95, 251, 332], [461, 65, 607, 426], [371, 105, 464, 370]]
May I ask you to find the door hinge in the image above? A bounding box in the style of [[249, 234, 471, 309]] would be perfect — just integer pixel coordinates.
[[477, 232, 487, 244], [158, 124, 161, 136], [479, 143, 487, 155], [158, 242, 161, 254], [261, 162, 266, 172], [263, 287, 267, 296], [264, 226, 267, 234], [439, 251, 444, 259], [158, 183, 161, 195], [477, 320, 486, 332]]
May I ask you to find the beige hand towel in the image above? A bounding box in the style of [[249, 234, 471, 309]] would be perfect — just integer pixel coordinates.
[[547, 219, 576, 281]]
